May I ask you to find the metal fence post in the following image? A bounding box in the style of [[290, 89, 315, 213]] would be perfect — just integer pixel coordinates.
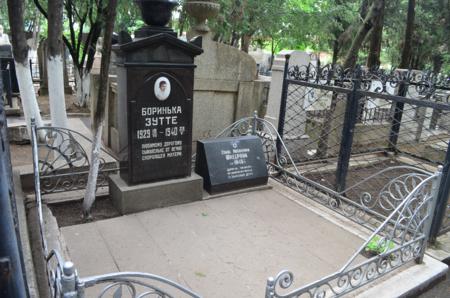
[[335, 67, 362, 193], [276, 54, 291, 160], [417, 166, 444, 263], [61, 262, 78, 297], [0, 74, 29, 297], [388, 77, 409, 152], [429, 142, 450, 242]]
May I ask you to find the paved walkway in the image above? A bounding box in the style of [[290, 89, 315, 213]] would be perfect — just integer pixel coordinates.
[[61, 187, 365, 298]]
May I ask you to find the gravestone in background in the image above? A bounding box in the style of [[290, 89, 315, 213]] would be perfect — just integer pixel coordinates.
[[0, 45, 19, 94], [195, 136, 269, 194]]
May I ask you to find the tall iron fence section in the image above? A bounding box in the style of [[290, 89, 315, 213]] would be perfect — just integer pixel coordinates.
[[277, 56, 450, 239], [29, 57, 76, 86], [0, 74, 29, 297]]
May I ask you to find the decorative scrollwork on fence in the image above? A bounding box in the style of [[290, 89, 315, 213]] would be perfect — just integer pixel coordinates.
[[30, 122, 202, 298], [214, 114, 299, 175], [32, 123, 119, 194], [286, 62, 450, 99], [45, 249, 202, 298], [265, 167, 442, 298]]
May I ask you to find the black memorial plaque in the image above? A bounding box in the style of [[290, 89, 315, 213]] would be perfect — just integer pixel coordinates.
[[195, 136, 269, 194], [127, 70, 193, 184]]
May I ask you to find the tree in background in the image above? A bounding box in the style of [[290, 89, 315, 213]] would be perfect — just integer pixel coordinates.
[[399, 0, 415, 69], [47, 0, 68, 129], [211, 0, 286, 53], [366, 0, 385, 68], [343, 0, 385, 69], [6, 0, 43, 134], [34, 0, 107, 107], [83, 0, 118, 216], [115, 0, 141, 32]]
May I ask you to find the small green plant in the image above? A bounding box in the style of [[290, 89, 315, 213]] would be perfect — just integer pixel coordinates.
[[364, 235, 395, 255]]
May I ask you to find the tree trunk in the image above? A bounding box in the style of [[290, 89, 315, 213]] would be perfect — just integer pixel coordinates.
[[30, 10, 41, 50], [7, 0, 44, 134], [75, 69, 91, 107], [432, 54, 444, 73], [32, 0, 104, 108], [399, 0, 415, 69], [343, 0, 385, 69], [316, 0, 383, 159], [331, 0, 343, 65], [331, 39, 340, 65], [47, 0, 68, 129], [241, 34, 252, 53], [83, 0, 118, 216], [178, 6, 187, 37], [269, 38, 275, 70], [367, 0, 385, 68]]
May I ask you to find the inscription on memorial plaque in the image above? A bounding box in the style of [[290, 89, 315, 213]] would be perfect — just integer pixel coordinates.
[[126, 70, 193, 184], [195, 136, 269, 194]]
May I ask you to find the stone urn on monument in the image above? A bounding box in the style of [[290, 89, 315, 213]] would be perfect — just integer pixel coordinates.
[[185, 0, 220, 38], [109, 0, 204, 214]]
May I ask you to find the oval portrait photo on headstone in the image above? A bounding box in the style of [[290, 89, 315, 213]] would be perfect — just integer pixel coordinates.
[[154, 77, 171, 101]]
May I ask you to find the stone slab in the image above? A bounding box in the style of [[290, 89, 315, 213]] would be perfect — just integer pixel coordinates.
[[62, 188, 364, 298], [109, 173, 203, 215]]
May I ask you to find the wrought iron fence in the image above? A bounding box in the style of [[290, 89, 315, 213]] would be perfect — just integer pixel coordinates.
[[29, 58, 40, 83], [30, 120, 201, 298], [265, 167, 442, 298], [28, 56, 76, 88], [306, 107, 391, 124], [215, 115, 443, 298], [275, 57, 450, 239], [31, 120, 119, 194]]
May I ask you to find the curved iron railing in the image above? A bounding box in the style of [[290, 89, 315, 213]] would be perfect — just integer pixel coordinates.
[[31, 120, 201, 298], [31, 120, 120, 194], [215, 115, 443, 297], [213, 114, 436, 232], [30, 114, 444, 298], [265, 167, 442, 298]]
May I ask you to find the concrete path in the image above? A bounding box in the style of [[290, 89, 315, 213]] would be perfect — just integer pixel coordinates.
[[61, 188, 365, 298]]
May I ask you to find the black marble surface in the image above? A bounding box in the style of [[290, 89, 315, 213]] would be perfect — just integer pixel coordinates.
[[195, 136, 269, 194]]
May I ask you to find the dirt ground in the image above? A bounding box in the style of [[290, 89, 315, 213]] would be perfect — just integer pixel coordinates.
[[304, 159, 428, 217], [48, 196, 120, 227]]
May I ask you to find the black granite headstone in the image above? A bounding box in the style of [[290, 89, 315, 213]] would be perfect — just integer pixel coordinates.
[[113, 33, 203, 185], [128, 70, 193, 183], [195, 136, 269, 194]]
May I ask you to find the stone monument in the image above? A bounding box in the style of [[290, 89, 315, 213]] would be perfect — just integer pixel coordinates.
[[102, 0, 270, 153], [108, 0, 204, 214]]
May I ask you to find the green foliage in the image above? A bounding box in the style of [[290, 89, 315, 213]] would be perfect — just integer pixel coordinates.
[[115, 0, 142, 32], [0, 0, 45, 36], [365, 235, 395, 255], [1, 0, 447, 71]]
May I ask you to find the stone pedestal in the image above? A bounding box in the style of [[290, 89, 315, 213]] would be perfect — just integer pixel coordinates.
[[109, 173, 204, 214]]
